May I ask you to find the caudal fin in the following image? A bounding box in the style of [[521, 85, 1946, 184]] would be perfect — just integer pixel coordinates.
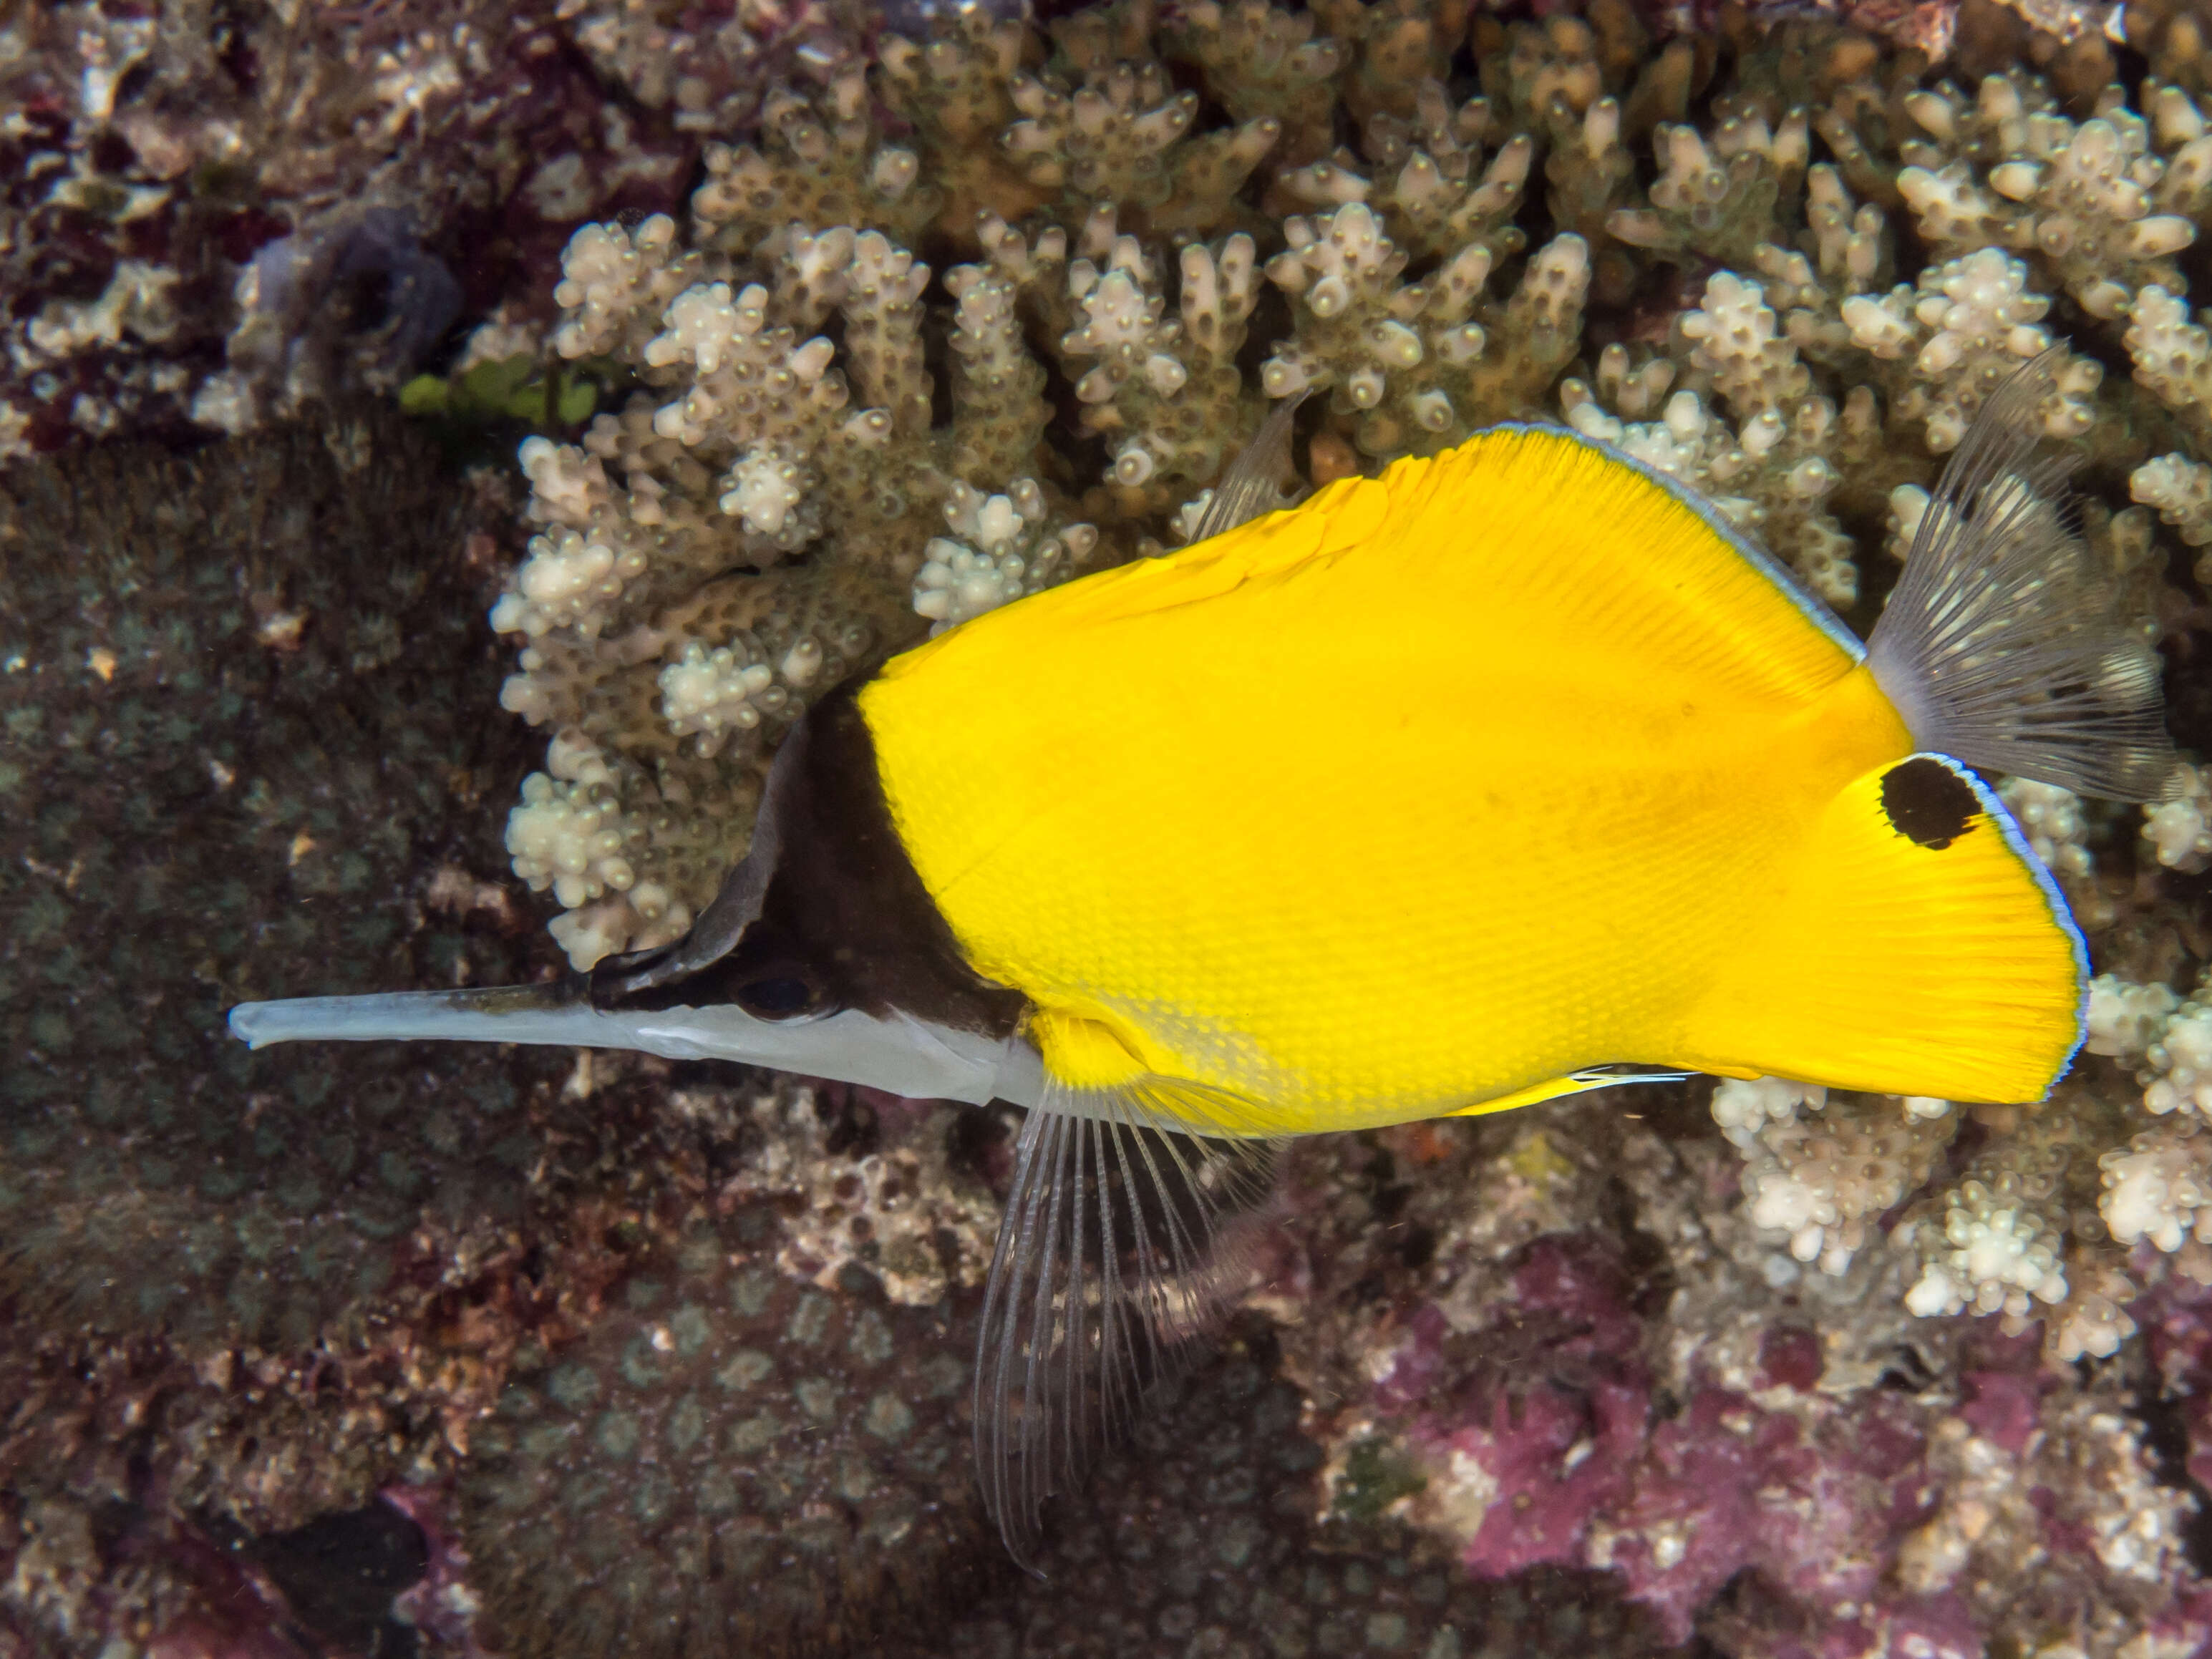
[[1866, 351, 2173, 801]]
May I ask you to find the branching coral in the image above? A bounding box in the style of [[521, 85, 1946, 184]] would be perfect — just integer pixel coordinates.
[[1163, 1, 1347, 165], [492, 212, 1081, 965], [2087, 971, 2185, 1061], [693, 72, 941, 261], [1609, 110, 1812, 271], [1278, 79, 1534, 265], [914, 480, 1101, 631], [2102, 1114, 2212, 1250], [1004, 61, 1281, 240], [2133, 448, 2212, 553], [1049, 220, 1263, 498], [1903, 1131, 2078, 1320], [1888, 74, 2202, 321], [1261, 205, 1590, 456], [2143, 761, 2212, 869], [1999, 776, 2095, 875], [2144, 980, 2212, 1115], [1839, 245, 2102, 450], [1563, 271, 1868, 604], [1712, 1081, 1957, 1275]]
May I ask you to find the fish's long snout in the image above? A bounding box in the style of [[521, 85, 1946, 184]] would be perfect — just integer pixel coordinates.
[[229, 981, 1045, 1110], [228, 981, 590, 1050]]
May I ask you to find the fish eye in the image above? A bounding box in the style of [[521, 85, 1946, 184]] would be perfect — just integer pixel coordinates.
[[737, 976, 818, 1019]]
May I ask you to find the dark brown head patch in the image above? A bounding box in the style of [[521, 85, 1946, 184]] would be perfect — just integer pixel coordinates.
[[1878, 756, 1981, 850], [588, 676, 1028, 1038]]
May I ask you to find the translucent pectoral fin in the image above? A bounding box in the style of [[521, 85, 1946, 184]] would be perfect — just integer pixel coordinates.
[[975, 1077, 1281, 1569], [1866, 349, 2174, 800]]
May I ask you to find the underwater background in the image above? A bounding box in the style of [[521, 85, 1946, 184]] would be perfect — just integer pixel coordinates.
[[6, 0, 2212, 1651]]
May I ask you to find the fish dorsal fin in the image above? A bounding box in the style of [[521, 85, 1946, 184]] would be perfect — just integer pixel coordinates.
[[975, 1080, 1279, 1568], [879, 423, 1865, 727], [1182, 393, 1308, 545], [1676, 752, 2082, 1103]]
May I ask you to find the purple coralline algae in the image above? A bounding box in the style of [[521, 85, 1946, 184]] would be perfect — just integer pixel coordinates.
[[1271, 1100, 2212, 1653]]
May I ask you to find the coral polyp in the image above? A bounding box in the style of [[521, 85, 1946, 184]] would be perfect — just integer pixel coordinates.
[[459, 1210, 988, 1659]]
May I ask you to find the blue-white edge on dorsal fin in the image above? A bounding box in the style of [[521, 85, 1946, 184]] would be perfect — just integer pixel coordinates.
[[1486, 421, 1866, 663], [1918, 749, 2091, 1089]]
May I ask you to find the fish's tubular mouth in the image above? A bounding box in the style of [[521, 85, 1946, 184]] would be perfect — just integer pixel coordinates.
[[226, 982, 583, 1049]]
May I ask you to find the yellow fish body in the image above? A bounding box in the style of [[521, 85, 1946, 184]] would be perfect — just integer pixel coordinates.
[[862, 424, 2073, 1124], [228, 357, 2173, 1563]]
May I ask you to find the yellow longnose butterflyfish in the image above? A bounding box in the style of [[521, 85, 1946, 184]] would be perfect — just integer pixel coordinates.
[[230, 355, 2173, 1562]]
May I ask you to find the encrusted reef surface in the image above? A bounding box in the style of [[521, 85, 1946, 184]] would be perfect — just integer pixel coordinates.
[[9, 0, 2212, 1653], [0, 0, 888, 459]]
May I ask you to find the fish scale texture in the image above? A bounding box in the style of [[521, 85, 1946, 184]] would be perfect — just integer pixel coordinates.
[[863, 426, 1960, 1127]]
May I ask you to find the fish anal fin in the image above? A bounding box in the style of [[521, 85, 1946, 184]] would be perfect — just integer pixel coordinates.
[[1677, 754, 2082, 1104], [974, 1081, 1280, 1567], [1445, 1064, 1693, 1118]]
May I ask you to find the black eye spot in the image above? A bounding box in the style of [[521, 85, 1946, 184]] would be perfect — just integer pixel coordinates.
[[1879, 756, 1981, 850], [737, 976, 816, 1018]]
